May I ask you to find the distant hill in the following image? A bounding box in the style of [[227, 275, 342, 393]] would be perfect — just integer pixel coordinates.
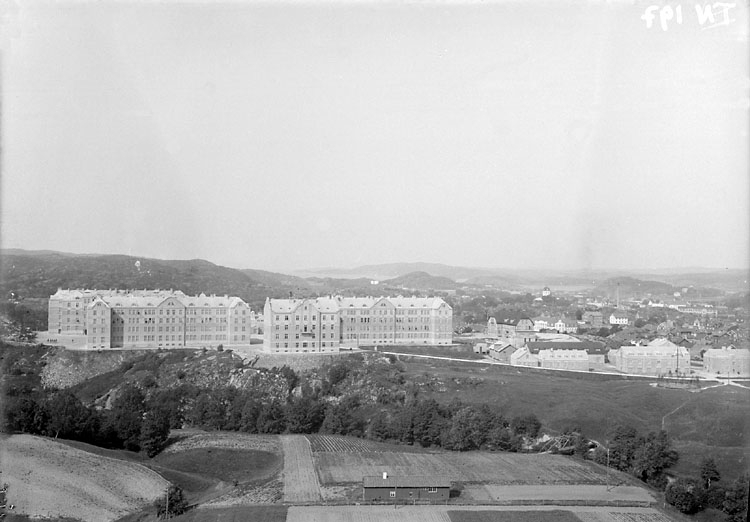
[[0, 250, 302, 309], [593, 277, 676, 299], [382, 271, 458, 291], [294, 262, 499, 282]]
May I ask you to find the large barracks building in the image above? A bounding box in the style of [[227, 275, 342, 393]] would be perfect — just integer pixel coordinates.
[[264, 295, 453, 353], [48, 289, 254, 350]]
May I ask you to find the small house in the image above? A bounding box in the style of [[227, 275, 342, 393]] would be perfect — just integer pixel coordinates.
[[362, 473, 451, 502]]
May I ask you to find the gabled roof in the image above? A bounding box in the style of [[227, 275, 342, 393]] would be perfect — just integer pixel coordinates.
[[363, 475, 451, 488]]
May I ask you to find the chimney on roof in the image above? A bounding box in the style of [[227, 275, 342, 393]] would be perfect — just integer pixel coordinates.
[[382, 472, 388, 480]]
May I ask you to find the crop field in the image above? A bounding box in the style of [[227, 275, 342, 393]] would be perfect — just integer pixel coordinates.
[[281, 435, 322, 503], [463, 485, 653, 504], [314, 451, 609, 485], [574, 513, 674, 522], [154, 448, 281, 485], [448, 510, 581, 522], [287, 505, 452, 522], [163, 430, 280, 454], [1, 434, 168, 522], [307, 434, 431, 453], [172, 505, 288, 522], [286, 507, 675, 522]]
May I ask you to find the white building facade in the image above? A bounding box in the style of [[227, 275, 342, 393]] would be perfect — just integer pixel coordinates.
[[49, 289, 253, 350], [264, 296, 453, 353]]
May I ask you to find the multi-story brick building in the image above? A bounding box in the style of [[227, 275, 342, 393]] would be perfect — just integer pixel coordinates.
[[263, 296, 453, 353], [48, 289, 253, 349]]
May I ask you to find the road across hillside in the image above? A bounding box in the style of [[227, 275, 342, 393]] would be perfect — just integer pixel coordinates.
[[281, 435, 322, 503]]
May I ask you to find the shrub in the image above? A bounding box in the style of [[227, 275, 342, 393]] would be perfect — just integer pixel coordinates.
[[666, 478, 701, 514]]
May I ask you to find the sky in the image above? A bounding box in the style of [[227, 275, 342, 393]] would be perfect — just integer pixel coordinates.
[[1, 0, 748, 273]]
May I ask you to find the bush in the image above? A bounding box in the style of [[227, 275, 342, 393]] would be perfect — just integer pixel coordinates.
[[155, 485, 188, 518], [666, 478, 701, 514]]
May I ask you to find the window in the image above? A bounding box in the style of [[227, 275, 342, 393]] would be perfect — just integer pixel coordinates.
[[428, 487, 438, 493]]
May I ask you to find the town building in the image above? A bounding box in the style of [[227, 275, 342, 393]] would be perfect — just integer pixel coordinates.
[[487, 314, 535, 348], [263, 295, 453, 353], [582, 311, 603, 328], [537, 348, 589, 371], [553, 317, 578, 334], [48, 289, 253, 350], [609, 311, 631, 326], [608, 338, 690, 376], [487, 341, 516, 363], [703, 346, 750, 377], [525, 341, 607, 371], [362, 473, 451, 502]]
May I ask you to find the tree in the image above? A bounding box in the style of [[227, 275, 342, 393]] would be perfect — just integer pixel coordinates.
[[155, 485, 189, 519], [256, 400, 286, 434], [511, 414, 541, 439], [607, 425, 643, 472], [665, 477, 701, 514], [110, 384, 146, 451], [284, 396, 325, 434], [45, 390, 98, 441], [699, 457, 720, 489], [141, 409, 171, 457], [631, 430, 678, 488], [723, 473, 749, 522]]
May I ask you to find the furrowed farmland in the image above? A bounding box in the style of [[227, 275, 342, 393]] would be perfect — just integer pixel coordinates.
[[308, 435, 610, 486]]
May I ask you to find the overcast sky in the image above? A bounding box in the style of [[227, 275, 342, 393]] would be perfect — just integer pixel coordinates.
[[1, 1, 748, 272]]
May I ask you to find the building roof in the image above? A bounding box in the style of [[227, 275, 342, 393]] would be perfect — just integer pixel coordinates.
[[704, 347, 750, 360], [268, 296, 450, 313], [363, 475, 452, 488], [495, 314, 533, 327], [526, 341, 606, 355], [538, 348, 588, 360]]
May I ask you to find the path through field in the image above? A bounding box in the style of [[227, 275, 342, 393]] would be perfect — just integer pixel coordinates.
[[286, 505, 674, 522], [281, 435, 322, 503]]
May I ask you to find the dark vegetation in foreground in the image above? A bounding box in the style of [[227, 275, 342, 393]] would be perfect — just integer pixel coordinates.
[[2, 342, 748, 521]]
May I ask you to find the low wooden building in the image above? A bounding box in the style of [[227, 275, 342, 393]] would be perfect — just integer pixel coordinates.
[[362, 473, 451, 502]]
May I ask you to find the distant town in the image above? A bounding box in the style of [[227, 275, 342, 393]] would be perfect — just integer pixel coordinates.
[[32, 274, 750, 380]]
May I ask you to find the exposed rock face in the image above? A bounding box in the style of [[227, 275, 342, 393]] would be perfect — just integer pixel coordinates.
[[40, 349, 148, 389]]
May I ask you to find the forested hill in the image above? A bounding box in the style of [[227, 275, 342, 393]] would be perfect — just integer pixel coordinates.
[[0, 251, 308, 309]]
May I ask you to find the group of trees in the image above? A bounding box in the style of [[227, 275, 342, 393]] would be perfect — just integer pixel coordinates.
[[5, 385, 171, 457], [665, 458, 748, 520], [592, 425, 678, 489]]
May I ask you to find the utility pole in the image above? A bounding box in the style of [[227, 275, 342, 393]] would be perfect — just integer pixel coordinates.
[[606, 441, 611, 491]]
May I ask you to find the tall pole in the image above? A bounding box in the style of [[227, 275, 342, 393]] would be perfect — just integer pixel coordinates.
[[606, 442, 610, 491]]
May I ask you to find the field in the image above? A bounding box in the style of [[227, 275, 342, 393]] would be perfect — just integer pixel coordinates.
[[285, 506, 676, 522], [171, 505, 288, 522], [464, 485, 653, 504], [307, 434, 432, 453], [157, 431, 283, 505], [313, 448, 610, 485], [281, 435, 322, 503], [398, 358, 750, 482], [448, 510, 581, 522], [1, 434, 168, 522], [668, 440, 748, 483]]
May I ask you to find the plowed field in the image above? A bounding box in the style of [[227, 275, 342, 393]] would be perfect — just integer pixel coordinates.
[[314, 451, 609, 485]]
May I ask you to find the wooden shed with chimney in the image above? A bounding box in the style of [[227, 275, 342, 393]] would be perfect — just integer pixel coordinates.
[[362, 472, 451, 502]]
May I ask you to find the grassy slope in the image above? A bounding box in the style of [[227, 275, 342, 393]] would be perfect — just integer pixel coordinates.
[[399, 358, 749, 481]]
